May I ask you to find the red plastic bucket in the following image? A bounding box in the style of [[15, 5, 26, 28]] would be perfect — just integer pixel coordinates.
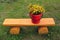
[[29, 13, 43, 24]]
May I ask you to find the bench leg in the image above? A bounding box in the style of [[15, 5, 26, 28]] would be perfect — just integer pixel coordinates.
[[10, 27, 20, 34], [38, 26, 48, 34]]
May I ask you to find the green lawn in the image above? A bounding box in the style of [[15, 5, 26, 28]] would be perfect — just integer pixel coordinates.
[[0, 0, 60, 40]]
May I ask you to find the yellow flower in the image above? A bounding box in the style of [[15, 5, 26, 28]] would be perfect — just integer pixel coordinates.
[[28, 4, 45, 14]]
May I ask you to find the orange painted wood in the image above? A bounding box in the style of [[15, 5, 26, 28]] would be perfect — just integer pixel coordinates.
[[3, 18, 55, 26], [38, 26, 48, 34], [10, 27, 20, 34]]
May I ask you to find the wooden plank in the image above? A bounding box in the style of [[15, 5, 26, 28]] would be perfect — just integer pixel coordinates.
[[3, 18, 55, 26], [10, 27, 20, 34]]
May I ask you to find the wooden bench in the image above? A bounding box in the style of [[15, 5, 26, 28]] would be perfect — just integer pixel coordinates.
[[3, 18, 55, 34]]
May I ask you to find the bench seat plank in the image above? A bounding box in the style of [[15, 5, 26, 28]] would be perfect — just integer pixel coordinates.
[[3, 18, 55, 26]]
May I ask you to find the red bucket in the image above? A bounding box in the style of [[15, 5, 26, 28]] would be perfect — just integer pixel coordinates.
[[29, 13, 43, 24]]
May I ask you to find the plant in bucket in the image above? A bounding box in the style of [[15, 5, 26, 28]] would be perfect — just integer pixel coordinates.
[[28, 4, 45, 24]]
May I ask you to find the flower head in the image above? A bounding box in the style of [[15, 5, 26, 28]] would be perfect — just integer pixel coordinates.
[[28, 4, 45, 14]]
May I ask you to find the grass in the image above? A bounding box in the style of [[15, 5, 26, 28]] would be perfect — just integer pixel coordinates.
[[0, 0, 60, 40]]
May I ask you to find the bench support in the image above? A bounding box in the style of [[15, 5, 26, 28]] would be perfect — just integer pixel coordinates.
[[10, 27, 20, 34], [38, 26, 48, 34]]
